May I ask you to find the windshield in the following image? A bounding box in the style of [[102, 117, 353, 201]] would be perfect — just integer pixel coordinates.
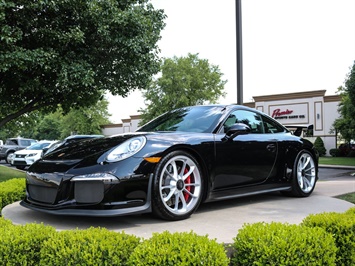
[[137, 106, 224, 133], [26, 142, 51, 150]]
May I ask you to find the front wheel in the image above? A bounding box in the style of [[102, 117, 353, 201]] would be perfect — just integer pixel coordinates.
[[152, 151, 203, 221], [5, 152, 14, 164], [288, 150, 317, 197]]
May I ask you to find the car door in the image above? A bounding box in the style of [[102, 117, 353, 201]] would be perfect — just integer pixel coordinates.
[[212, 109, 278, 190]]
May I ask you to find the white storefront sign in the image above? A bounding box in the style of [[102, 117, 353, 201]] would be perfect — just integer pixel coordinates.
[[269, 103, 309, 125]]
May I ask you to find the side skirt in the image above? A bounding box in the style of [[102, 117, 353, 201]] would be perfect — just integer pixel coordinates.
[[206, 184, 291, 202]]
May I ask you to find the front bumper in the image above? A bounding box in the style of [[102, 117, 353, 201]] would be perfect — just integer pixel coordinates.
[[21, 172, 154, 217]]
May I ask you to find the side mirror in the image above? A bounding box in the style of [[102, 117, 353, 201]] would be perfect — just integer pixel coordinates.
[[223, 123, 251, 141], [41, 148, 49, 157]]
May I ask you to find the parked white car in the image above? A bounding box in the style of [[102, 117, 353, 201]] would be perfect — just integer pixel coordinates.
[[11, 141, 57, 170]]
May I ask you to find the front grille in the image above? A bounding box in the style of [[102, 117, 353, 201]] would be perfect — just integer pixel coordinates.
[[74, 181, 104, 203], [15, 154, 26, 158], [14, 161, 27, 165], [28, 185, 57, 204]]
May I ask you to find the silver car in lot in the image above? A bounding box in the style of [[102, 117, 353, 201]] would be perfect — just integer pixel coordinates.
[[0, 137, 37, 163], [11, 141, 56, 169]]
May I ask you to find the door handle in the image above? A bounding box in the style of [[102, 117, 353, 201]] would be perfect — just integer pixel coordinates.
[[266, 144, 276, 153]]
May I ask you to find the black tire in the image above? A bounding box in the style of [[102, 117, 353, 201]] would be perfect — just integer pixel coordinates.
[[5, 152, 14, 164], [288, 150, 317, 197], [152, 150, 203, 221]]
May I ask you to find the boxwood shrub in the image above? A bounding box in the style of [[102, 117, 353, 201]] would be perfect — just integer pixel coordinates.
[[231, 222, 337, 266], [0, 178, 26, 212], [345, 207, 355, 215], [40, 227, 141, 266], [0, 219, 56, 265], [329, 148, 341, 157], [302, 209, 355, 266], [128, 231, 230, 266]]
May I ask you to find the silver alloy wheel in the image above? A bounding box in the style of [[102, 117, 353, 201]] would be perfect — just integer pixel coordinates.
[[6, 152, 14, 164], [159, 155, 202, 215], [296, 152, 316, 193]]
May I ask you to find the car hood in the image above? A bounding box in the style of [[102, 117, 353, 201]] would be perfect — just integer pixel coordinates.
[[28, 131, 214, 174], [43, 133, 143, 161], [15, 149, 43, 155], [28, 133, 143, 173]]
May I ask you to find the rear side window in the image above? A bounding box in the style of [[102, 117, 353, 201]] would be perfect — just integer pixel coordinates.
[[261, 115, 286, 134], [6, 139, 18, 145]]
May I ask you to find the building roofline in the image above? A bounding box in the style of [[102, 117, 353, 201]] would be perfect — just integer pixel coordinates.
[[253, 90, 326, 102], [324, 95, 341, 102]]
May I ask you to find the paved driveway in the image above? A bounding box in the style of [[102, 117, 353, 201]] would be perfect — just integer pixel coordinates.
[[2, 169, 354, 243]]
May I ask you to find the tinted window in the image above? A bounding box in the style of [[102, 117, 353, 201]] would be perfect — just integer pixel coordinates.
[[27, 142, 51, 150], [20, 140, 31, 146], [6, 139, 18, 145], [137, 106, 224, 133], [223, 110, 264, 134], [261, 115, 286, 133]]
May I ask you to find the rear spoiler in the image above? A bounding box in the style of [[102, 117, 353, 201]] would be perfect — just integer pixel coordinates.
[[285, 125, 313, 137]]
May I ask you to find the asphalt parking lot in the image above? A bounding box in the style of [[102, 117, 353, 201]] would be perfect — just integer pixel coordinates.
[[1, 163, 355, 243]]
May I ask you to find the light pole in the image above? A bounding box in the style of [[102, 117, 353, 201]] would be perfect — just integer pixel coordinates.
[[236, 0, 243, 104]]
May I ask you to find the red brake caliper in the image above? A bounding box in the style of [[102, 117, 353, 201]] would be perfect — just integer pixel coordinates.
[[183, 168, 192, 201]]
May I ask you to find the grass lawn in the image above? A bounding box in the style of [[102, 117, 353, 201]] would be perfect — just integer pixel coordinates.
[[336, 193, 355, 204], [0, 165, 26, 182], [319, 156, 355, 166]]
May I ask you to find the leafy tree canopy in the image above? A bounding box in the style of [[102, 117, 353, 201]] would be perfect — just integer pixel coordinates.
[[0, 0, 166, 127], [58, 98, 111, 139], [0, 98, 111, 141], [139, 53, 227, 124], [346, 60, 355, 107], [333, 61, 355, 143]]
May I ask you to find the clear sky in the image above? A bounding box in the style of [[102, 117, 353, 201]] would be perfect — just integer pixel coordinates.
[[108, 0, 355, 123]]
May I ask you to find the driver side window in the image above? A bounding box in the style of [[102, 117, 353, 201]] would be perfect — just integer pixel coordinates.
[[223, 110, 264, 134]]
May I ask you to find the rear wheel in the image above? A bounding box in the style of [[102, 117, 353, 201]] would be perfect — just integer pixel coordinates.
[[152, 151, 203, 221], [288, 150, 317, 197]]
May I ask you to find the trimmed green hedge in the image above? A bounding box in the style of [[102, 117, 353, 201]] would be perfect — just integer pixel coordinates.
[[40, 227, 141, 266], [0, 221, 56, 265], [0, 178, 26, 212], [0, 209, 355, 265], [0, 175, 354, 265], [0, 220, 229, 265], [231, 222, 337, 265], [302, 210, 355, 266], [128, 231, 229, 266]]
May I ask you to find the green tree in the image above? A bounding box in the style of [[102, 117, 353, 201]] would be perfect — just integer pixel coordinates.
[[33, 112, 62, 140], [0, 0, 165, 127], [0, 98, 111, 140], [314, 136, 326, 156], [347, 60, 355, 107], [0, 112, 41, 140], [59, 98, 111, 138], [139, 53, 227, 124], [333, 61, 355, 143]]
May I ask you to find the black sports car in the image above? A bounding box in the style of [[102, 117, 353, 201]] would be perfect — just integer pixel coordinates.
[[21, 105, 318, 221]]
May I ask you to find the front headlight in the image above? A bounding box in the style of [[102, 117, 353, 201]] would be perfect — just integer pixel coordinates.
[[26, 153, 38, 157], [106, 136, 146, 162]]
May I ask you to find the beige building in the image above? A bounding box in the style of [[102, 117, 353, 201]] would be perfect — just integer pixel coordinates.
[[244, 90, 341, 155], [101, 90, 341, 155]]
